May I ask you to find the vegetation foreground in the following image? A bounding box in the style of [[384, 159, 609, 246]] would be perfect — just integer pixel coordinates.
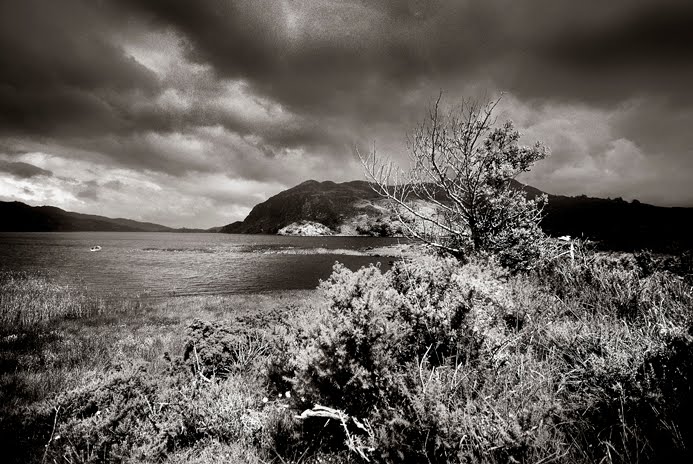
[[1, 246, 693, 463]]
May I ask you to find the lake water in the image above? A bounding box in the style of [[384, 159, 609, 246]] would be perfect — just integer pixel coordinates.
[[0, 232, 407, 297]]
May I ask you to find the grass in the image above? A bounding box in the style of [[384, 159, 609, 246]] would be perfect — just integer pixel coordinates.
[[1, 247, 692, 463], [0, 271, 108, 330], [0, 271, 320, 463]]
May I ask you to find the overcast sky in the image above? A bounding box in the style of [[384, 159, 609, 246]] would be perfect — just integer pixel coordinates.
[[1, 0, 692, 228]]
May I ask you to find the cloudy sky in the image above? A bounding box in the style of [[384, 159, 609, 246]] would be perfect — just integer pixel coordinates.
[[1, 0, 692, 228]]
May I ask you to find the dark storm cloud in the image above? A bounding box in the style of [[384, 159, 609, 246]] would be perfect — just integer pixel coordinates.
[[0, 160, 53, 178], [117, 0, 693, 187], [4, 0, 692, 137], [124, 0, 289, 79], [507, 0, 693, 104], [553, 5, 693, 67], [0, 0, 162, 137]]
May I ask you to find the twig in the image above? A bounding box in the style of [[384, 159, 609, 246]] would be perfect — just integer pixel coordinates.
[[418, 344, 435, 394], [192, 345, 212, 383], [42, 405, 60, 464]]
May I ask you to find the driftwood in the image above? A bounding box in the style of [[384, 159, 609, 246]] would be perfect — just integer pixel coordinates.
[[295, 404, 376, 461]]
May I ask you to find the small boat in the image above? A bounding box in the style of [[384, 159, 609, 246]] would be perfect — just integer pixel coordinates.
[[90, 246, 102, 252]]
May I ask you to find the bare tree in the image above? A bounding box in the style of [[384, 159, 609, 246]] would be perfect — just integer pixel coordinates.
[[359, 95, 549, 266]]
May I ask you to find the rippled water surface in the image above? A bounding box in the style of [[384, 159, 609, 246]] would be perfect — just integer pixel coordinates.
[[0, 232, 406, 296]]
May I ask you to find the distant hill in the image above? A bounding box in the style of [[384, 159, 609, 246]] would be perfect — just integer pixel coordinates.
[[219, 180, 384, 234], [537, 193, 693, 251], [0, 201, 209, 232], [220, 179, 693, 251]]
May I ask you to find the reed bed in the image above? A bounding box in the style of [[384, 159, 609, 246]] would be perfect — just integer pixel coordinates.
[[0, 271, 96, 330], [0, 270, 141, 331]]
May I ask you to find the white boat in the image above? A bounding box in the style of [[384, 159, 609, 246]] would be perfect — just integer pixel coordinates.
[[90, 246, 102, 252]]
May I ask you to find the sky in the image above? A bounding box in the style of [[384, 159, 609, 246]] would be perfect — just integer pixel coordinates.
[[1, 0, 692, 228]]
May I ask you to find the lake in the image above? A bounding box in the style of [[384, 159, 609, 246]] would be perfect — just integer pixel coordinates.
[[0, 232, 407, 297]]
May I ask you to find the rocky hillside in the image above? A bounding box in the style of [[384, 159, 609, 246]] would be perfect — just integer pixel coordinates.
[[220, 179, 693, 251], [219, 180, 396, 234]]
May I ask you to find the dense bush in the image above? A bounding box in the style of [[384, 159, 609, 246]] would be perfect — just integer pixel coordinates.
[[268, 257, 554, 461], [356, 217, 403, 237], [184, 319, 269, 378], [268, 251, 693, 463]]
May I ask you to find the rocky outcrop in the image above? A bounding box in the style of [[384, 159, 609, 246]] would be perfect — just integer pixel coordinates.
[[277, 221, 333, 236]]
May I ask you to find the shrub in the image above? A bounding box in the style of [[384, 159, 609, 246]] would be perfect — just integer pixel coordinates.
[[270, 256, 554, 461], [184, 319, 269, 379], [34, 358, 272, 463], [269, 250, 693, 463], [356, 217, 402, 237]]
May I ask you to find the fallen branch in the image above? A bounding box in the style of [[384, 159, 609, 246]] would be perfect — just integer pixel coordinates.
[[295, 404, 376, 461]]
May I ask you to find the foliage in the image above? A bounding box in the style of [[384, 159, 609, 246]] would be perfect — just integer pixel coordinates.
[[5, 254, 693, 463], [355, 217, 403, 237], [0, 290, 316, 464], [33, 361, 272, 463], [268, 251, 693, 463], [184, 319, 269, 378], [2, 315, 279, 464], [361, 95, 548, 269]]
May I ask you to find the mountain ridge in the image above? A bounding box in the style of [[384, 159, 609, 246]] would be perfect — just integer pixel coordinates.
[[0, 201, 213, 232], [220, 179, 693, 251]]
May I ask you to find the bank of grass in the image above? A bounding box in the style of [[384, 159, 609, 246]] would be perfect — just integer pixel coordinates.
[[0, 272, 320, 463], [1, 248, 693, 463]]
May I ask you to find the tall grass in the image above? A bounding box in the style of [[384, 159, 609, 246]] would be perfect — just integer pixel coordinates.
[[0, 271, 99, 330]]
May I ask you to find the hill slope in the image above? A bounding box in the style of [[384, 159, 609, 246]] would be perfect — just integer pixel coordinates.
[[539, 194, 693, 250], [221, 179, 693, 250], [219, 180, 385, 234], [0, 201, 204, 232]]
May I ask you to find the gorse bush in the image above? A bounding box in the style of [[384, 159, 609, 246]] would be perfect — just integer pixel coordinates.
[[268, 251, 693, 463], [271, 257, 555, 462], [184, 319, 269, 378]]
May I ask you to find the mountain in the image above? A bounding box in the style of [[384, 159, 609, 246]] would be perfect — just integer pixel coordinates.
[[537, 193, 693, 251], [220, 179, 693, 251], [0, 201, 208, 232], [219, 180, 385, 234]]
